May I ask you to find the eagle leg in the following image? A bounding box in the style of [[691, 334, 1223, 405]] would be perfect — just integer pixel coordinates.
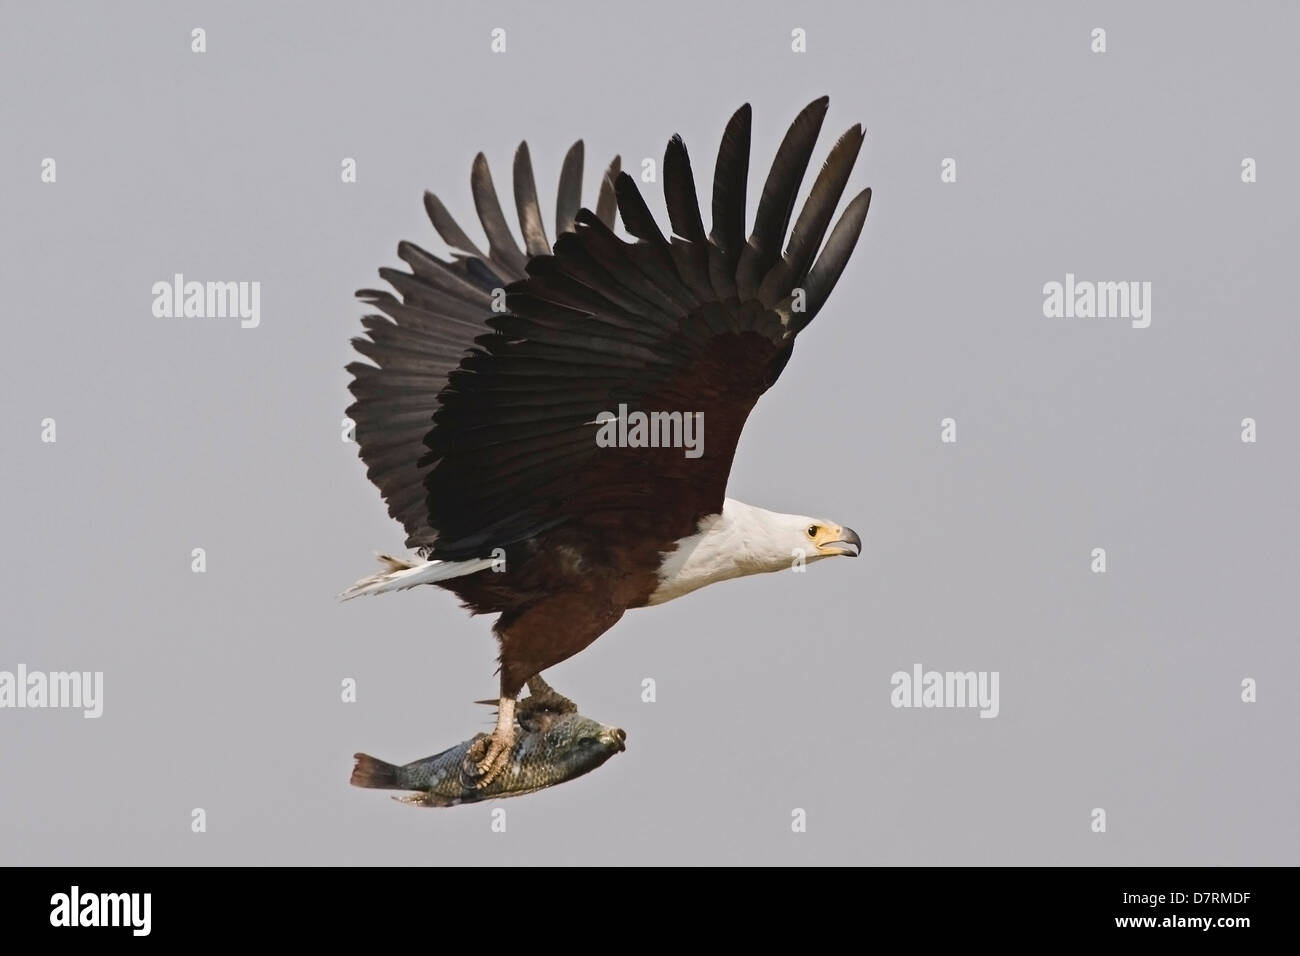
[[474, 595, 622, 782], [463, 695, 516, 788]]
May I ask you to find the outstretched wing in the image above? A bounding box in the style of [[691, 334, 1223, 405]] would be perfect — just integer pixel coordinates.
[[347, 142, 624, 551], [421, 98, 872, 559]]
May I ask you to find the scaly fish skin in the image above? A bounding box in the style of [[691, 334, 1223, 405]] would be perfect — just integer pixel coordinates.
[[351, 711, 626, 807]]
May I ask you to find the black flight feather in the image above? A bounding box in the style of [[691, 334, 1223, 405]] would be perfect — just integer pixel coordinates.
[[595, 155, 622, 229], [735, 95, 829, 299], [512, 142, 551, 257], [470, 153, 528, 277], [555, 140, 584, 236]]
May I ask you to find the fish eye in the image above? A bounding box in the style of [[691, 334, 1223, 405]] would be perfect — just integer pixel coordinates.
[[806, 525, 819, 538]]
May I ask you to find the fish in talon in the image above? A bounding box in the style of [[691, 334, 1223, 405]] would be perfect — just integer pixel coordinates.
[[351, 710, 627, 807]]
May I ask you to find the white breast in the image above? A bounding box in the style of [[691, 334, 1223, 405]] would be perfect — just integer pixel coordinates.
[[645, 498, 791, 606]]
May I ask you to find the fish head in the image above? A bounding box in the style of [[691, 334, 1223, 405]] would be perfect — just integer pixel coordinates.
[[538, 713, 627, 776]]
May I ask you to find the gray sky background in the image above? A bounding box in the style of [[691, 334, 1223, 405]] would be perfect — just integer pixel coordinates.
[[1, 0, 1296, 865]]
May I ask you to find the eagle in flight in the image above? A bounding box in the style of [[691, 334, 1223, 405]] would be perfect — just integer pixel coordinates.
[[344, 97, 871, 785]]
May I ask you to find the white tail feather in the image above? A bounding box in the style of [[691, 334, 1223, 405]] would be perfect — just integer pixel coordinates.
[[339, 552, 496, 600]]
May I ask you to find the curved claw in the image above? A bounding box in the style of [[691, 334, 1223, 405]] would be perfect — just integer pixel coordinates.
[[524, 674, 578, 714], [462, 697, 517, 788], [463, 732, 512, 787]]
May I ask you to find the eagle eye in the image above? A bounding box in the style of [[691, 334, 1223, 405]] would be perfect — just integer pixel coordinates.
[[806, 525, 819, 538]]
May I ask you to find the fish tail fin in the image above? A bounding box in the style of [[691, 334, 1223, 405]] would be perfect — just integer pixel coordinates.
[[350, 752, 402, 789], [338, 552, 496, 600]]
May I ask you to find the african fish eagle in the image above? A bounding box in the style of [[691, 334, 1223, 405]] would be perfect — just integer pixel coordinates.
[[344, 98, 870, 785]]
